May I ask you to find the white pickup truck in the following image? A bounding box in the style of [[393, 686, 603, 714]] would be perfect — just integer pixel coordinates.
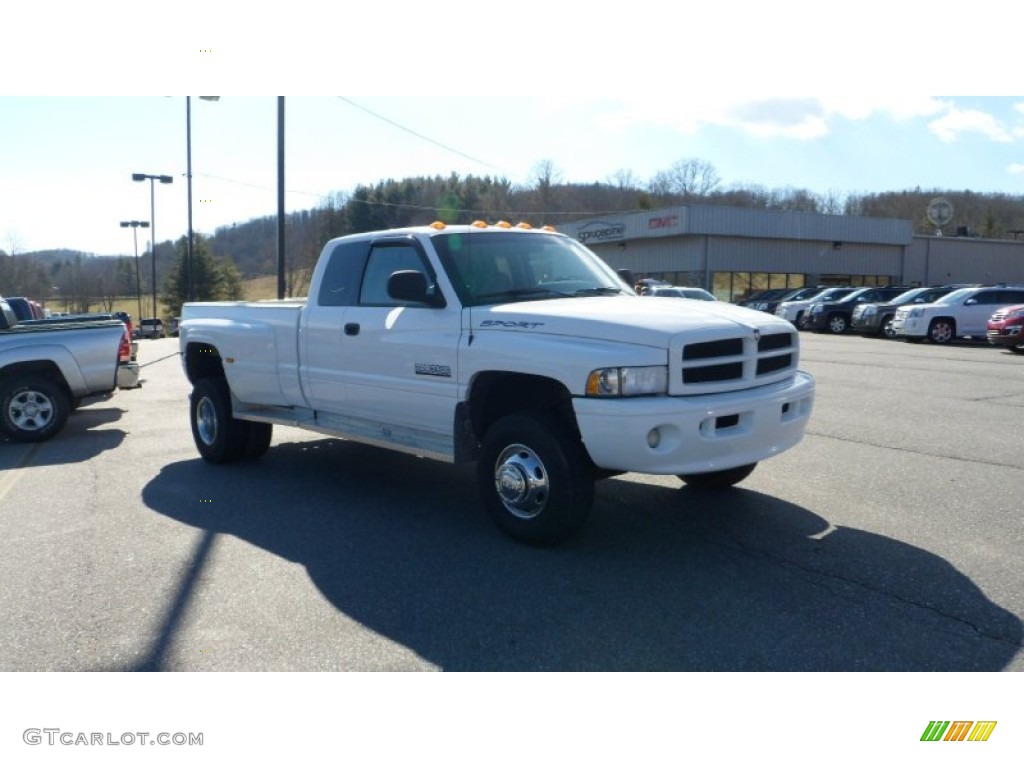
[[179, 222, 815, 544]]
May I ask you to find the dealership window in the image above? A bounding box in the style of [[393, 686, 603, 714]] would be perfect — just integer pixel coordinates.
[[709, 272, 806, 302]]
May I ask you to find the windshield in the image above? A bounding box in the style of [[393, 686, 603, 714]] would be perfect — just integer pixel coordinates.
[[932, 288, 974, 306], [785, 287, 823, 301], [432, 231, 631, 306], [887, 288, 929, 304]]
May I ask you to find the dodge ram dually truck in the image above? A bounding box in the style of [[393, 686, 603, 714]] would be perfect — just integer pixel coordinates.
[[179, 222, 815, 544], [0, 296, 138, 442]]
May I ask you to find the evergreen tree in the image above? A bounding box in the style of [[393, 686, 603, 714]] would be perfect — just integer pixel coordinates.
[[161, 233, 243, 317]]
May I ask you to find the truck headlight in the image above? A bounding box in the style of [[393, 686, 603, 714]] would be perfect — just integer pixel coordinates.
[[586, 366, 668, 397]]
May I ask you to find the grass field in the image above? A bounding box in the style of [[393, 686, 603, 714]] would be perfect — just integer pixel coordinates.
[[53, 275, 287, 321]]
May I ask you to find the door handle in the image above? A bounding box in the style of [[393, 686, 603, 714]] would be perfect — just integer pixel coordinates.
[[344, 323, 360, 336]]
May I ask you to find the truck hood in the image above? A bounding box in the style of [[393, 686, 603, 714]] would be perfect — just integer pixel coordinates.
[[471, 296, 788, 347]]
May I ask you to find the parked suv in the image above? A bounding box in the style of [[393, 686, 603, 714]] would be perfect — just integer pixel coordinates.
[[139, 317, 166, 339], [893, 286, 1024, 343], [805, 286, 909, 334], [986, 304, 1024, 354], [775, 286, 856, 328], [851, 285, 974, 338]]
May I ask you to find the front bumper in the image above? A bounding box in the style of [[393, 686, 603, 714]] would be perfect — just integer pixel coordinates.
[[573, 371, 815, 475], [850, 312, 882, 333], [987, 328, 1024, 347], [892, 314, 924, 337]]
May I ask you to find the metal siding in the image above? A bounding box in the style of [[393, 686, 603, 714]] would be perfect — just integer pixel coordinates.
[[904, 236, 1024, 285], [686, 205, 913, 244], [708, 237, 901, 275]]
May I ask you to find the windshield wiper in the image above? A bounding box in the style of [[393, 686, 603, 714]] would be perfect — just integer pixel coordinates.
[[476, 288, 570, 301], [573, 286, 627, 296]]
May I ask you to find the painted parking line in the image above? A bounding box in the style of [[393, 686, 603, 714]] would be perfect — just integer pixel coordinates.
[[0, 442, 44, 503]]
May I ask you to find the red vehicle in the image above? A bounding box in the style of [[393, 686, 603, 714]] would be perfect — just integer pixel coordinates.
[[986, 304, 1024, 354]]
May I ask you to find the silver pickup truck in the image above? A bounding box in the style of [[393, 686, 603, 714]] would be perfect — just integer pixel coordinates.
[[0, 296, 138, 442]]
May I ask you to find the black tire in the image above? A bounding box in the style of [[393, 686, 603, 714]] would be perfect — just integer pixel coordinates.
[[477, 412, 594, 546], [826, 313, 848, 334], [677, 462, 757, 489], [189, 378, 248, 463], [881, 315, 897, 339], [1011, 342, 1024, 355], [0, 375, 70, 443], [242, 421, 273, 460], [927, 318, 955, 344]]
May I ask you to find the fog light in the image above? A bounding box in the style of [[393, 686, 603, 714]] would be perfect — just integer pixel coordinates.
[[647, 428, 661, 449]]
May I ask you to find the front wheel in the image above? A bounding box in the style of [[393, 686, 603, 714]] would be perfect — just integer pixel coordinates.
[[190, 378, 249, 463], [928, 318, 956, 344], [881, 315, 897, 339], [477, 412, 594, 546], [0, 375, 70, 443], [827, 314, 848, 334], [677, 462, 757, 489]]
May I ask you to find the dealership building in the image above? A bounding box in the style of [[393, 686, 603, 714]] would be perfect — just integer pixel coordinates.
[[555, 204, 1024, 301]]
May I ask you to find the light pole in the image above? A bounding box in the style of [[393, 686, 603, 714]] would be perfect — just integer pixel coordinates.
[[132, 172, 173, 319], [120, 220, 149, 325], [186, 96, 220, 303]]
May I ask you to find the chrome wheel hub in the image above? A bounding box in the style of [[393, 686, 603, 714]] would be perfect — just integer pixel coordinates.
[[494, 443, 549, 519], [196, 397, 218, 446]]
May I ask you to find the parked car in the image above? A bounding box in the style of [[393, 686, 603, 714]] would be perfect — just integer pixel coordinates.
[[986, 304, 1024, 354], [775, 286, 856, 328], [893, 285, 1024, 343], [736, 288, 790, 308], [644, 285, 717, 301], [5, 297, 43, 321], [805, 286, 910, 334], [745, 286, 825, 315], [139, 317, 166, 339], [850, 285, 974, 338]]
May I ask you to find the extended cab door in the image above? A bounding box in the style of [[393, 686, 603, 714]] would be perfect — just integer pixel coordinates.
[[310, 236, 461, 454]]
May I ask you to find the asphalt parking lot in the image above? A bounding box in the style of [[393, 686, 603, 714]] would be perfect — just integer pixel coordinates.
[[1, 333, 1021, 671]]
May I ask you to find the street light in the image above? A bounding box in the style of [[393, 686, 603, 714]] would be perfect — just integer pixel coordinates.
[[186, 96, 220, 303], [120, 220, 149, 326], [131, 172, 173, 320]]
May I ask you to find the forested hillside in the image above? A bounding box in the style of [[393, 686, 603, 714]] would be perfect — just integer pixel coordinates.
[[6, 157, 1024, 305]]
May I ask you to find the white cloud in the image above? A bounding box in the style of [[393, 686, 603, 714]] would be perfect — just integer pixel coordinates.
[[596, 96, 954, 142], [928, 108, 1015, 143], [1006, 163, 1024, 176]]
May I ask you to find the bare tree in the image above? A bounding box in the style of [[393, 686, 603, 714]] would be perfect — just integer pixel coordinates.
[[531, 159, 563, 216], [649, 158, 721, 198], [607, 168, 641, 190]]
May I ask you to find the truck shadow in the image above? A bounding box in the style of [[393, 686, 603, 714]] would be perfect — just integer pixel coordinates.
[[0, 407, 125, 464], [140, 438, 1021, 671]]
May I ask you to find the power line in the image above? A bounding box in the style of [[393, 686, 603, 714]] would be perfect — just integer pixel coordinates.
[[336, 97, 510, 176]]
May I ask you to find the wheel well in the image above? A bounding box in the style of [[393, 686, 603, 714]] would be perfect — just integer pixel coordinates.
[[1, 361, 71, 398], [467, 372, 575, 443], [184, 342, 226, 383], [930, 316, 957, 332]]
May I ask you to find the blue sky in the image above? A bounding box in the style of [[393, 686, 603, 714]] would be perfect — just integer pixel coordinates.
[[3, 4, 1022, 257]]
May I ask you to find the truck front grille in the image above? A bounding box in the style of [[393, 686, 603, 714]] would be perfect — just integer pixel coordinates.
[[675, 330, 797, 394]]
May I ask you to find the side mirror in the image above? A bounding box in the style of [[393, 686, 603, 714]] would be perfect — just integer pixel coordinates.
[[964, 298, 978, 306], [387, 270, 446, 307]]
